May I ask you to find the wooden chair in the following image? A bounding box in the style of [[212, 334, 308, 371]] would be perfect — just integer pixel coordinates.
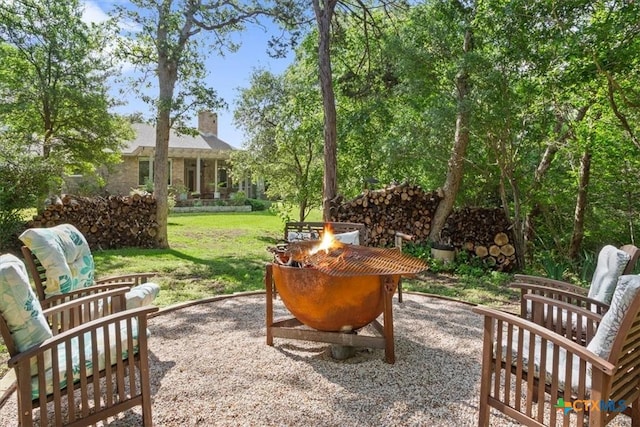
[[283, 221, 412, 302], [512, 244, 640, 320], [473, 274, 640, 426], [19, 223, 159, 310], [0, 253, 157, 426], [284, 221, 369, 246]]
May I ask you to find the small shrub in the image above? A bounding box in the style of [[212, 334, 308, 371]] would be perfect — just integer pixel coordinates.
[[245, 198, 268, 211]]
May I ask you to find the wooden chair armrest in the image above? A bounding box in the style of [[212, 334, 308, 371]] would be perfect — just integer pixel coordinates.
[[42, 287, 130, 316], [8, 305, 158, 368], [96, 273, 156, 286], [472, 305, 615, 375], [40, 282, 136, 310], [513, 274, 587, 295], [42, 287, 131, 331]]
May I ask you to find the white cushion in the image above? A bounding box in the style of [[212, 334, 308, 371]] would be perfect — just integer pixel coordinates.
[[587, 275, 640, 359], [587, 245, 631, 304], [501, 329, 591, 393], [126, 283, 161, 309], [333, 230, 360, 245]]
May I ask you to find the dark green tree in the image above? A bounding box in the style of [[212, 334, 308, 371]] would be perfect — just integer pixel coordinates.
[[0, 0, 131, 179]]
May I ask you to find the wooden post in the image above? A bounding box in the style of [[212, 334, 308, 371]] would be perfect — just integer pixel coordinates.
[[382, 275, 395, 364], [265, 264, 274, 346]]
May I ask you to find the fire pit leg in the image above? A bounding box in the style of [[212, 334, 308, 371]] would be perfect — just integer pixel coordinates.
[[382, 275, 395, 364], [265, 263, 274, 346]]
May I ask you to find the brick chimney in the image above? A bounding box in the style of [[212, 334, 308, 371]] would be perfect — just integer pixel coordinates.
[[198, 111, 218, 136]]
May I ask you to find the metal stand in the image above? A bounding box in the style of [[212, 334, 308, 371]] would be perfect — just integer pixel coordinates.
[[265, 264, 396, 364]]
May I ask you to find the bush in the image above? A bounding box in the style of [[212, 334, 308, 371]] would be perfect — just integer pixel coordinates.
[[0, 211, 26, 253], [0, 132, 61, 251], [245, 198, 268, 211]]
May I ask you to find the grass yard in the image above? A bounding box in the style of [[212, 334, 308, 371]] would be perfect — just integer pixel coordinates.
[[94, 211, 290, 307], [0, 210, 519, 378]]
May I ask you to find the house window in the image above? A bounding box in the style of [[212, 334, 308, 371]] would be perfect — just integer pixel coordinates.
[[138, 158, 173, 186]]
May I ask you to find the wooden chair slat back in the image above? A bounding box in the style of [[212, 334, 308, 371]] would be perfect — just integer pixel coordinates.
[[20, 245, 47, 301]]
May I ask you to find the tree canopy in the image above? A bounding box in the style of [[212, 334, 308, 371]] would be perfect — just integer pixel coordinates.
[[0, 0, 131, 177]]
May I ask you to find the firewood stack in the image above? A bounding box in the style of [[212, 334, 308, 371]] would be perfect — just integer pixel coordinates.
[[26, 193, 159, 249], [442, 207, 516, 271], [330, 184, 517, 271], [330, 183, 443, 247]]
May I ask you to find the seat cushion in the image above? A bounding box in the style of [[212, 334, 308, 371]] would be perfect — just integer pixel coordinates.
[[501, 329, 592, 393], [19, 224, 95, 297], [587, 275, 640, 359], [31, 318, 139, 399], [587, 245, 631, 304], [0, 254, 53, 373]]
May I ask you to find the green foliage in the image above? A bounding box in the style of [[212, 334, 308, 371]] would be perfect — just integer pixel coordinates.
[[0, 1, 132, 172], [0, 133, 61, 251], [245, 198, 268, 211], [233, 67, 323, 221]]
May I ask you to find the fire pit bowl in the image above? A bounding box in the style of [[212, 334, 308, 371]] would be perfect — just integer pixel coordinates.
[[271, 263, 399, 332]]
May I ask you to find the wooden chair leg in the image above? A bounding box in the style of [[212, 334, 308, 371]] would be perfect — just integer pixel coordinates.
[[265, 264, 274, 346], [631, 395, 640, 427]]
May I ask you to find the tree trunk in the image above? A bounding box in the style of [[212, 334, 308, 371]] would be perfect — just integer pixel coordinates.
[[153, 9, 179, 249], [313, 0, 339, 222], [429, 27, 473, 242], [524, 104, 590, 259], [568, 149, 591, 259]]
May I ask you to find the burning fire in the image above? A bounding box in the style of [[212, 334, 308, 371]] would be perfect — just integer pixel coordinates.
[[309, 225, 340, 255]]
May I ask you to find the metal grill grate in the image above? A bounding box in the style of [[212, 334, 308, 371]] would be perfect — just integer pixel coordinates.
[[284, 241, 428, 277]]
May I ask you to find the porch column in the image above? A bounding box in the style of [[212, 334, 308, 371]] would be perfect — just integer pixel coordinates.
[[196, 156, 201, 193], [214, 159, 219, 198]]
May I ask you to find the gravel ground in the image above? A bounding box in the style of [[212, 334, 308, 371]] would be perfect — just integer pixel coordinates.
[[0, 292, 633, 426]]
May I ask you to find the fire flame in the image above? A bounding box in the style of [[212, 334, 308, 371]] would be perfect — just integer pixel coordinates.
[[309, 225, 338, 255]]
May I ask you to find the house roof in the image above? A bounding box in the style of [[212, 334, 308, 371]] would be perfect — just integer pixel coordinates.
[[122, 123, 235, 159]]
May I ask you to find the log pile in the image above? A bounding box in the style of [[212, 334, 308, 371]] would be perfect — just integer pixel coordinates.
[[442, 207, 516, 271], [330, 183, 443, 247], [26, 193, 159, 250], [330, 183, 517, 271]]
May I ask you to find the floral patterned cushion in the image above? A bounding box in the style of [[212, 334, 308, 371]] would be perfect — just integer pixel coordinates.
[[587, 245, 631, 304], [30, 318, 139, 399], [0, 254, 53, 373], [586, 275, 640, 359], [19, 224, 95, 297]]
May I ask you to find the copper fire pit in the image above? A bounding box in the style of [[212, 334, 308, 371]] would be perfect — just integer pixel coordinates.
[[265, 236, 428, 363], [271, 264, 400, 332]]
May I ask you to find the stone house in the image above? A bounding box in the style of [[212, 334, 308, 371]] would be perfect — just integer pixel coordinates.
[[104, 111, 257, 199]]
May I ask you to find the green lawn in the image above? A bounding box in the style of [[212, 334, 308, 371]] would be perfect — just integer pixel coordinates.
[[94, 211, 289, 307]]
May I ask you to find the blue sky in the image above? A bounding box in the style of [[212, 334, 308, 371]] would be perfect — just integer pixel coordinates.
[[86, 1, 295, 148]]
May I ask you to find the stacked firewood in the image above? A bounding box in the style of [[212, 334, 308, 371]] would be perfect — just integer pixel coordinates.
[[441, 207, 516, 271], [330, 183, 443, 247], [330, 183, 517, 271], [26, 193, 159, 249]]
